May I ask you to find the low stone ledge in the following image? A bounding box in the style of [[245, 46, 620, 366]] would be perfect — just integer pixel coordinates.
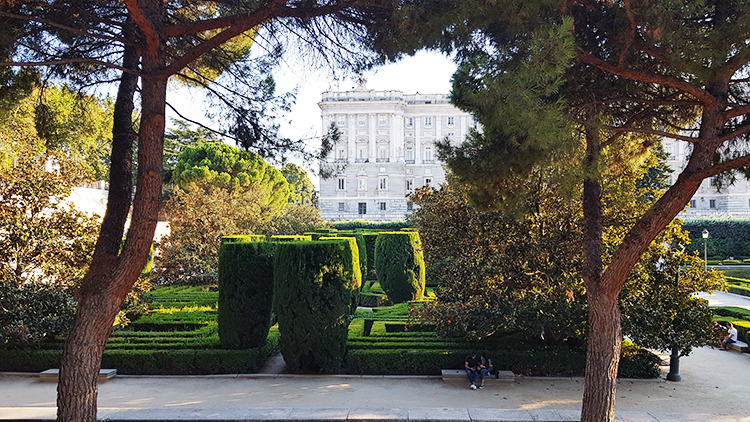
[[39, 368, 116, 383]]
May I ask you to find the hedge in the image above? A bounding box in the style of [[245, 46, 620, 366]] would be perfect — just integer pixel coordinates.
[[321, 234, 366, 287], [374, 232, 425, 303], [344, 343, 658, 378], [221, 235, 266, 243], [218, 241, 276, 349], [331, 220, 411, 231], [270, 235, 312, 242], [683, 218, 750, 259], [362, 233, 378, 280], [0, 333, 279, 374], [274, 240, 356, 372]]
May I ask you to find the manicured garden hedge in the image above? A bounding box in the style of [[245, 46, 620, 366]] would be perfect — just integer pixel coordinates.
[[218, 241, 276, 349], [320, 235, 365, 288], [270, 235, 312, 242], [331, 220, 411, 230], [344, 343, 658, 378], [361, 233, 378, 280], [375, 231, 425, 303], [0, 334, 279, 374], [683, 218, 750, 259], [274, 240, 357, 372], [221, 235, 266, 243]]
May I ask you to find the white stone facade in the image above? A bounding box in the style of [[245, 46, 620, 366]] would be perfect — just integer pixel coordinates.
[[665, 139, 750, 217], [318, 84, 475, 221]]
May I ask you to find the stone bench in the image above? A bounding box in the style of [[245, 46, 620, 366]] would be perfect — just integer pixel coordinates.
[[40, 369, 117, 383], [441, 369, 518, 383], [727, 340, 748, 353]]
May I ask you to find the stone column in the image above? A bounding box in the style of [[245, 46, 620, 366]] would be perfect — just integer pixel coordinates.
[[369, 113, 377, 161], [415, 117, 421, 165], [348, 113, 356, 161], [390, 112, 402, 162]]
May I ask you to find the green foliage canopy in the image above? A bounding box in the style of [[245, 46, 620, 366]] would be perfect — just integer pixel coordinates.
[[172, 142, 289, 213]]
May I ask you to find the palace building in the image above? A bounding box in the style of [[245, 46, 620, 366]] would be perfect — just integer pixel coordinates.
[[317, 81, 476, 221]]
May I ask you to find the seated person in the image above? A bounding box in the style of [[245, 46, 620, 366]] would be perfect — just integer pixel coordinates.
[[721, 322, 738, 350], [479, 352, 493, 388], [464, 351, 483, 390]]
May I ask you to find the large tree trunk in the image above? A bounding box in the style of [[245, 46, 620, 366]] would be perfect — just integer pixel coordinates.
[[579, 106, 725, 422], [56, 8, 168, 420], [579, 125, 619, 422], [56, 38, 139, 421]]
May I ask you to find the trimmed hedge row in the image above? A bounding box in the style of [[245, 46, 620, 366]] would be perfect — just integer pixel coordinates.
[[327, 232, 368, 279], [331, 220, 411, 231], [319, 236, 363, 290], [362, 233, 378, 280], [683, 218, 750, 258], [218, 241, 276, 349], [0, 333, 279, 374], [222, 235, 266, 243], [344, 343, 658, 378], [270, 235, 312, 242]]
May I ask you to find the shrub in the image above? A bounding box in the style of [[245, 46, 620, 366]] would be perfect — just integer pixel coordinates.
[[274, 240, 357, 372], [0, 282, 76, 346], [361, 233, 378, 280], [218, 242, 276, 349], [221, 235, 266, 243], [683, 218, 750, 258], [374, 232, 425, 303], [331, 220, 411, 231], [270, 235, 311, 242], [320, 235, 364, 289], [344, 345, 658, 378]]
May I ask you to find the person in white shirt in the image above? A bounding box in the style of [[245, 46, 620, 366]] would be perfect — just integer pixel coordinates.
[[721, 322, 738, 350]]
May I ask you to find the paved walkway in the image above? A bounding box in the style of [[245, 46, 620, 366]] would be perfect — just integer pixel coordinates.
[[3, 292, 750, 422]]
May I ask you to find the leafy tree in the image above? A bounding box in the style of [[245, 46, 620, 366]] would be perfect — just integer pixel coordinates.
[[261, 202, 327, 236], [282, 162, 316, 206], [620, 225, 725, 356], [409, 171, 584, 341], [173, 142, 290, 215], [163, 118, 220, 185], [0, 148, 99, 288], [34, 86, 114, 181], [374, 2, 750, 420], [156, 143, 291, 284], [1, 1, 416, 419], [0, 147, 99, 346], [155, 183, 275, 285]]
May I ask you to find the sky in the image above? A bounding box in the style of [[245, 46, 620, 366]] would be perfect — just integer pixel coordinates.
[[165, 50, 458, 189]]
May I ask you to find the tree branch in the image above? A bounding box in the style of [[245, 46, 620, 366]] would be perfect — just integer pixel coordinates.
[[725, 104, 750, 120], [0, 11, 131, 45], [122, 0, 160, 57], [617, 0, 636, 67], [576, 50, 717, 108], [716, 122, 750, 144], [0, 59, 140, 75], [163, 1, 355, 37], [685, 155, 750, 183], [163, 1, 357, 77]]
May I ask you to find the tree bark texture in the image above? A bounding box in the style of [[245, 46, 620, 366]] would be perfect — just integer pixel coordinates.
[[579, 125, 620, 422]]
